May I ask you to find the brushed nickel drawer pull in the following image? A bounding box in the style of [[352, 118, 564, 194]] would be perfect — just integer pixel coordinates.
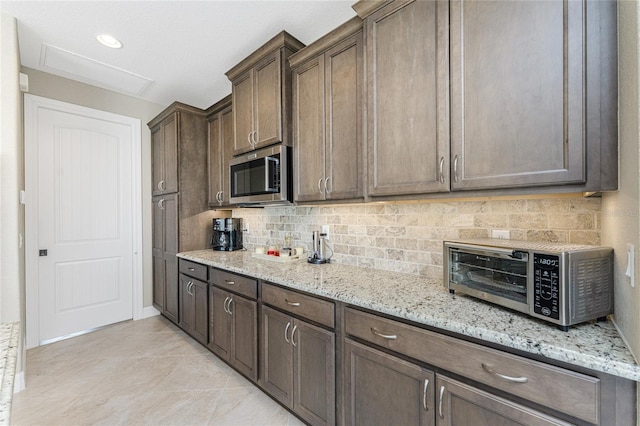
[[438, 385, 445, 419], [481, 363, 529, 383], [438, 156, 445, 184], [423, 378, 429, 411], [370, 327, 397, 340], [188, 267, 195, 271], [224, 280, 236, 285], [285, 299, 301, 307]]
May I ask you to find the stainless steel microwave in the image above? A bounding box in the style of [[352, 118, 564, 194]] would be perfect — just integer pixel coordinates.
[[444, 239, 614, 330], [229, 145, 291, 206]]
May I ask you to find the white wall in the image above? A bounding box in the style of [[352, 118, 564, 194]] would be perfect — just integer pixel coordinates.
[[21, 67, 165, 308], [0, 13, 25, 381], [602, 1, 640, 362]]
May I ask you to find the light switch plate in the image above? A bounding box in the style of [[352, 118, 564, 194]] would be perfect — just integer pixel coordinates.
[[626, 243, 635, 288]]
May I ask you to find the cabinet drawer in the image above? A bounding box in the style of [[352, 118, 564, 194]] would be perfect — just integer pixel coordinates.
[[178, 259, 208, 282], [262, 283, 335, 329], [209, 268, 257, 300], [345, 307, 600, 424]]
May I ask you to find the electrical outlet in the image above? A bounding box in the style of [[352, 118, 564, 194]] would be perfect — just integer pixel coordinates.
[[322, 224, 330, 240], [491, 229, 510, 239]]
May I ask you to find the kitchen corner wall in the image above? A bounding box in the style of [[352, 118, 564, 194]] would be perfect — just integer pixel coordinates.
[[235, 194, 601, 279]]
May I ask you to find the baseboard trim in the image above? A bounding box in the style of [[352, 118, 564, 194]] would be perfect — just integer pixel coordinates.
[[13, 371, 25, 394], [138, 306, 161, 320]]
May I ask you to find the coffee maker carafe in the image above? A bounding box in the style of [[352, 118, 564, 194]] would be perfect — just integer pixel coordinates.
[[211, 218, 243, 251]]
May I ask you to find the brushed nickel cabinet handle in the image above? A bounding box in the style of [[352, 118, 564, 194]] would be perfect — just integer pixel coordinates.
[[188, 267, 195, 271], [324, 177, 331, 194], [284, 322, 291, 343], [158, 180, 165, 190], [370, 327, 397, 340], [223, 297, 230, 314], [224, 280, 236, 285], [439, 385, 445, 419], [217, 191, 223, 203], [247, 132, 252, 146], [285, 299, 300, 307], [439, 157, 445, 184], [423, 378, 429, 411], [453, 155, 460, 183], [158, 199, 165, 210], [481, 363, 528, 383], [227, 298, 233, 315], [291, 325, 298, 347], [251, 131, 258, 147], [318, 178, 323, 194]]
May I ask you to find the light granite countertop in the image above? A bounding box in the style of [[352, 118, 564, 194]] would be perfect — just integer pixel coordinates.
[[179, 250, 640, 382], [0, 322, 20, 425]]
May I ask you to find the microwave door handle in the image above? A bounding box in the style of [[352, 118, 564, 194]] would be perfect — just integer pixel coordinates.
[[264, 157, 279, 192]]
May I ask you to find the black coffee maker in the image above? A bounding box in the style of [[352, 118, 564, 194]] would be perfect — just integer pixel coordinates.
[[211, 218, 243, 251]]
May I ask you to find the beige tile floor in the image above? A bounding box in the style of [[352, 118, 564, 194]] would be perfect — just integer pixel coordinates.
[[12, 316, 306, 426]]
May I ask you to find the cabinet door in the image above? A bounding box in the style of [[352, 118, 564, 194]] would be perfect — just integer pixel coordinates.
[[152, 113, 178, 196], [436, 375, 571, 426], [179, 274, 194, 333], [209, 286, 231, 359], [162, 112, 178, 194], [192, 279, 208, 344], [229, 295, 258, 381], [151, 125, 164, 196], [344, 339, 434, 426], [152, 197, 165, 311], [450, 0, 585, 190], [325, 32, 363, 201], [261, 305, 294, 408], [233, 70, 254, 155], [366, 0, 450, 196], [153, 195, 179, 323], [207, 114, 222, 206], [254, 51, 283, 148], [220, 105, 234, 205], [152, 255, 164, 312], [293, 56, 326, 202], [293, 319, 335, 426]]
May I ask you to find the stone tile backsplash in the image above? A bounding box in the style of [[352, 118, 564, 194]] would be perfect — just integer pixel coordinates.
[[234, 195, 601, 278]]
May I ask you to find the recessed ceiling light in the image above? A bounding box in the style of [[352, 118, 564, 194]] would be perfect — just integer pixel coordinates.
[[96, 34, 122, 49]]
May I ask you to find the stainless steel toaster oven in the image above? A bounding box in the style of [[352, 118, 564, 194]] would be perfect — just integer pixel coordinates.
[[444, 239, 614, 330]]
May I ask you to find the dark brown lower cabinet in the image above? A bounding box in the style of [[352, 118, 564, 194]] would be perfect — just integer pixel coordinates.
[[344, 339, 434, 426], [178, 274, 208, 345], [435, 375, 570, 426], [261, 305, 335, 426], [152, 194, 178, 323], [208, 285, 258, 381]]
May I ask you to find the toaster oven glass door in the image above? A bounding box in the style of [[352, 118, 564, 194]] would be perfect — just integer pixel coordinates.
[[449, 249, 528, 305]]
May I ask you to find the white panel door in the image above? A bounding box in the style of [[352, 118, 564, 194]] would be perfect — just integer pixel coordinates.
[[27, 96, 140, 344]]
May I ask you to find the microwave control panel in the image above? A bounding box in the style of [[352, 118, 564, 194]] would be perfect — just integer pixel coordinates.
[[533, 253, 560, 320]]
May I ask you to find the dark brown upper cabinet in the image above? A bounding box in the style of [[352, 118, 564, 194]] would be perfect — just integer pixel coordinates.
[[206, 95, 234, 208], [354, 0, 617, 198], [449, 0, 616, 192], [226, 32, 305, 156], [290, 17, 365, 203], [151, 111, 178, 196], [355, 0, 450, 197]]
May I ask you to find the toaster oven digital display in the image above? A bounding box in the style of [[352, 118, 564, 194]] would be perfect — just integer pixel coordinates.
[[533, 253, 560, 320]]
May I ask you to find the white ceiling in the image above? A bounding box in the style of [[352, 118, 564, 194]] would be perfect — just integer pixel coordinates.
[[1, 1, 357, 109]]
